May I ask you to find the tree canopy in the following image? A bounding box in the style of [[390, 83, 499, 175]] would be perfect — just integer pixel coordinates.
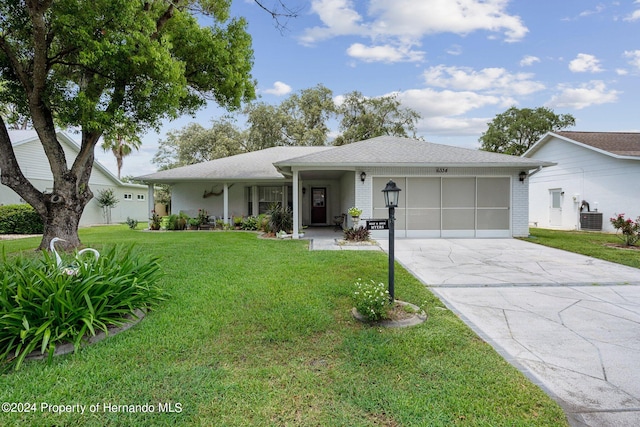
[[0, 0, 256, 249], [153, 119, 245, 170], [334, 91, 421, 146], [479, 106, 576, 156]]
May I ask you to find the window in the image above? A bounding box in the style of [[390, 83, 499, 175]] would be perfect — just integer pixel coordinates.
[[137, 194, 145, 201], [123, 193, 132, 200], [246, 187, 253, 215], [258, 186, 283, 214]]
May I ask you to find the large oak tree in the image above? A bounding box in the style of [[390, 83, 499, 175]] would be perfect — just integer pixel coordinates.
[[479, 106, 576, 156], [0, 0, 256, 250]]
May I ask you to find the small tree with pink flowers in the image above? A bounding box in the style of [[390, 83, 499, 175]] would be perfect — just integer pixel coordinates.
[[610, 213, 640, 246]]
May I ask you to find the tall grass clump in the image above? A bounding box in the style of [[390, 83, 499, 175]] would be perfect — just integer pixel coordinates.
[[0, 245, 166, 371]]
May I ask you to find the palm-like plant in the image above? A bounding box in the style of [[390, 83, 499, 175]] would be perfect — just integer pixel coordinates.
[[101, 130, 141, 179]]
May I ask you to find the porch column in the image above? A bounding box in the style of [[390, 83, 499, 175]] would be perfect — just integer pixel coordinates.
[[223, 182, 229, 224], [252, 185, 259, 216], [292, 169, 300, 239], [147, 184, 154, 215]]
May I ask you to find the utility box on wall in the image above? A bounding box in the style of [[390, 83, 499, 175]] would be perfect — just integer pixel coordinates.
[[580, 212, 603, 231]]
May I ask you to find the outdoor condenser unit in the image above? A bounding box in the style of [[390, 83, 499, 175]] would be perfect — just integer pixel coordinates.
[[580, 212, 603, 231]]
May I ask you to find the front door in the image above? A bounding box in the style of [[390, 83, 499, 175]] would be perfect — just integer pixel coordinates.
[[549, 189, 562, 227], [311, 187, 326, 224]]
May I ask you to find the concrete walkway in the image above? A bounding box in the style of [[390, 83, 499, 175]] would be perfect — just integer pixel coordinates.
[[376, 238, 640, 427]]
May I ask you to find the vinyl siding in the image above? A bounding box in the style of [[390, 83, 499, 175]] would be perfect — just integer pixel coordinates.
[[528, 136, 640, 232]]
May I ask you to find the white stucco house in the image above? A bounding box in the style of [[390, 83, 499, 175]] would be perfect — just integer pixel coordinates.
[[137, 136, 553, 238], [1, 130, 149, 226], [523, 131, 640, 232]]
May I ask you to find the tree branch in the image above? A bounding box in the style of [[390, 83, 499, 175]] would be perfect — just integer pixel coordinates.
[[0, 119, 46, 214], [253, 0, 301, 33]]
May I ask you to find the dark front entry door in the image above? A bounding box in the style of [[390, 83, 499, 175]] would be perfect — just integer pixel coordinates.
[[311, 187, 327, 224]]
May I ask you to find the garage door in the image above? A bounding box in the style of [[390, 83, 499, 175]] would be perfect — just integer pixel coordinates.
[[372, 177, 511, 237]]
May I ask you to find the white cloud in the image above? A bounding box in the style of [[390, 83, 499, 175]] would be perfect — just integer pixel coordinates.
[[446, 44, 463, 56], [346, 42, 425, 62], [422, 65, 545, 96], [546, 80, 620, 110], [394, 87, 507, 118], [417, 116, 489, 136], [579, 4, 606, 18], [624, 8, 640, 21], [568, 53, 603, 73], [367, 0, 528, 42], [519, 55, 540, 67], [624, 50, 640, 71], [300, 0, 529, 56], [262, 81, 292, 96], [299, 0, 367, 45]]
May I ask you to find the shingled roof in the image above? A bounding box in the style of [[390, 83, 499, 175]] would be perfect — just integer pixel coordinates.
[[136, 146, 331, 183], [275, 136, 554, 170], [554, 131, 640, 157], [137, 136, 554, 183]]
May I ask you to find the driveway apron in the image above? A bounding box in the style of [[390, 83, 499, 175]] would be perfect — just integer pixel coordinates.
[[377, 238, 640, 427]]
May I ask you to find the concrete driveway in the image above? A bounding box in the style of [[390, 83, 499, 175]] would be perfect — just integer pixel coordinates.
[[377, 238, 640, 427]]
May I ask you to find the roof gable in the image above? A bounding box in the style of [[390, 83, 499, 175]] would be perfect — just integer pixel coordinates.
[[8, 130, 135, 187], [525, 131, 640, 159]]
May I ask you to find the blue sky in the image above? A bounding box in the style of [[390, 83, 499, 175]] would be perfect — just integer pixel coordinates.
[[96, 0, 640, 177]]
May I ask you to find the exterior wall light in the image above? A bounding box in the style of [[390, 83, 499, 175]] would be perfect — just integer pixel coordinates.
[[519, 171, 527, 182], [360, 171, 366, 183]]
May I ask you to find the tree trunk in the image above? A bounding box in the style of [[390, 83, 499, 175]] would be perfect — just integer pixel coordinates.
[[40, 201, 84, 251]]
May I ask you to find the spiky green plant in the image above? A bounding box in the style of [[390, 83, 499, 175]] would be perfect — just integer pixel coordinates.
[[0, 245, 166, 371]]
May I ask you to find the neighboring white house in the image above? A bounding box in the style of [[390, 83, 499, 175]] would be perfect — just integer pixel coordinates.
[[1, 130, 149, 226], [523, 131, 640, 232], [137, 136, 553, 238]]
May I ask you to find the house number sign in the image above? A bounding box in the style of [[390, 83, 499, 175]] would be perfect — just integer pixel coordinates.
[[436, 168, 448, 173], [366, 219, 389, 230]]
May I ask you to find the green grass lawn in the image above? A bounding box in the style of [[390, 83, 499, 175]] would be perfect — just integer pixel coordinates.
[[524, 228, 640, 269], [0, 226, 568, 426]]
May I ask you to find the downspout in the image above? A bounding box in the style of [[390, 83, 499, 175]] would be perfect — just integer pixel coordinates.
[[527, 166, 543, 178]]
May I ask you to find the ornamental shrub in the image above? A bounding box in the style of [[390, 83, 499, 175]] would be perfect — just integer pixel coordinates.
[[0, 244, 166, 371], [344, 226, 370, 242], [0, 204, 44, 234], [610, 213, 640, 246], [267, 203, 293, 234], [241, 216, 260, 231], [353, 278, 390, 322]]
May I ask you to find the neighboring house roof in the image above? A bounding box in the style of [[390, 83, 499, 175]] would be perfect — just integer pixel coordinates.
[[136, 146, 332, 183], [275, 136, 554, 172], [8, 129, 145, 188], [525, 131, 640, 160]]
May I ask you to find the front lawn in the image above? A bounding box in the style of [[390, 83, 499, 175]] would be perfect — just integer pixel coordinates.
[[524, 228, 640, 269], [0, 227, 568, 426]]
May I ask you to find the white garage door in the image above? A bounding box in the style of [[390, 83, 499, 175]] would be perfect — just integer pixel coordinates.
[[372, 177, 511, 238]]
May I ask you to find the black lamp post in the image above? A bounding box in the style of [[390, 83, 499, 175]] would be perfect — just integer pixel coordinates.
[[382, 180, 401, 302]]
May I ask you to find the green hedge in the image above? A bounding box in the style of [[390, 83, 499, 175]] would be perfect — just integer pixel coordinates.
[[0, 204, 44, 234]]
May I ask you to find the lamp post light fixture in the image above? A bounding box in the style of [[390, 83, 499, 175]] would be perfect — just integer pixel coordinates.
[[382, 180, 401, 302]]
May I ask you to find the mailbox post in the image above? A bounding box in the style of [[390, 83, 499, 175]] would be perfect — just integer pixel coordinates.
[[381, 180, 401, 302]]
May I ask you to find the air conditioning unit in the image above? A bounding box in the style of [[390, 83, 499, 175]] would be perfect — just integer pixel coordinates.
[[580, 212, 602, 231]]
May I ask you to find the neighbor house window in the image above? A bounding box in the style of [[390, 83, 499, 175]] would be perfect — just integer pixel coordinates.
[[123, 193, 132, 200], [137, 194, 145, 201]]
